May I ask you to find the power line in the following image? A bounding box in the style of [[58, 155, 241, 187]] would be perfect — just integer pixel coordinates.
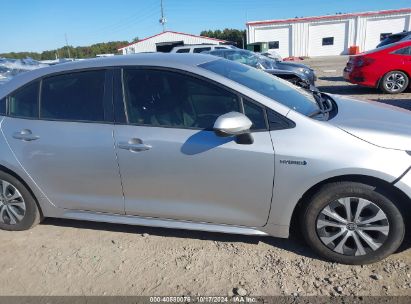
[[82, 2, 159, 39], [75, 7, 160, 45]]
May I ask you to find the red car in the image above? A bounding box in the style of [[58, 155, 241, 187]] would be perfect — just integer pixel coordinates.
[[344, 40, 411, 93]]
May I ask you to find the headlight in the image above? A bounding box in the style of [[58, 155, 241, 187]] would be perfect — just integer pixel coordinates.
[[298, 68, 310, 74]]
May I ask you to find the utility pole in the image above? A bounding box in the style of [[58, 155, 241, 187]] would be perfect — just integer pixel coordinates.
[[64, 33, 71, 59], [159, 0, 167, 32]]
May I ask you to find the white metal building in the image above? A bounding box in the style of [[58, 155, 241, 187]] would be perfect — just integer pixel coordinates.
[[246, 8, 411, 57], [118, 31, 226, 54]]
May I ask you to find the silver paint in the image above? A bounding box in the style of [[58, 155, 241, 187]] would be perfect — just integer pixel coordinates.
[[213, 112, 252, 135], [0, 53, 409, 241]]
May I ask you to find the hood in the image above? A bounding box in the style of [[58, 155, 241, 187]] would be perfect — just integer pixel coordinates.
[[277, 61, 312, 70], [328, 95, 411, 151]]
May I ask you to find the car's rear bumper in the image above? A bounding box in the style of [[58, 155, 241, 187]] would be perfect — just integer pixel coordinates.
[[343, 68, 377, 88]]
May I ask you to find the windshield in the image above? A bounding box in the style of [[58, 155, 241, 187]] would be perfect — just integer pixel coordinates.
[[222, 50, 275, 69], [200, 59, 319, 116]]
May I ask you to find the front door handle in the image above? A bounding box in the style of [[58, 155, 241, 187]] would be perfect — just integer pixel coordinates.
[[118, 138, 151, 152], [12, 129, 39, 141]]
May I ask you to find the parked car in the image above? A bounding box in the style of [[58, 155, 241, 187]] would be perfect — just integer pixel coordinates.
[[0, 53, 410, 264], [204, 49, 316, 89], [0, 57, 48, 85], [261, 50, 282, 61], [377, 31, 411, 48], [343, 41, 411, 93], [171, 44, 237, 54]]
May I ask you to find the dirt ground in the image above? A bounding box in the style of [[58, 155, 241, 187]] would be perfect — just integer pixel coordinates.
[[1, 56, 411, 297]]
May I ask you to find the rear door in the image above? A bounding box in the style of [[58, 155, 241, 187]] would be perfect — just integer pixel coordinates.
[[1, 70, 124, 213], [114, 68, 275, 227], [391, 45, 411, 77]]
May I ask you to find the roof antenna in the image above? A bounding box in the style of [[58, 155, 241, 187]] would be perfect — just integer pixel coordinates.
[[159, 0, 167, 32]]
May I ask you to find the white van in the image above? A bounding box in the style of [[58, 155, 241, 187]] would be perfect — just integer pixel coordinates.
[[171, 44, 237, 54]]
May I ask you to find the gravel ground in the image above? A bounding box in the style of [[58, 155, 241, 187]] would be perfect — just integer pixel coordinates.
[[0, 56, 411, 297]]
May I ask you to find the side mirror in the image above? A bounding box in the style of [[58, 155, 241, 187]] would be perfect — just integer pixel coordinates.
[[213, 112, 254, 144]]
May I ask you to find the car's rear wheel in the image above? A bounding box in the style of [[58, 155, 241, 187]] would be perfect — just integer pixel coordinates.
[[0, 171, 41, 231], [302, 182, 405, 264], [380, 71, 409, 94]]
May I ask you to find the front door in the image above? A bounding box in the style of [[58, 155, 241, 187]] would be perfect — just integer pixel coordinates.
[[1, 70, 124, 213], [115, 68, 274, 227]]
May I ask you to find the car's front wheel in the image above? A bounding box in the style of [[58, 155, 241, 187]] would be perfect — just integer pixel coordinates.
[[302, 182, 405, 264], [0, 171, 41, 231], [380, 71, 409, 94]]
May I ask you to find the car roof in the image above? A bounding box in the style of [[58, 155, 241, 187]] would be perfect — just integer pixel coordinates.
[[209, 49, 248, 53], [0, 53, 218, 96], [386, 40, 411, 49], [365, 40, 411, 55], [173, 44, 217, 48], [390, 31, 411, 37]]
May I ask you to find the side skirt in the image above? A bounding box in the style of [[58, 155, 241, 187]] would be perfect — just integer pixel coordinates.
[[54, 209, 274, 236]]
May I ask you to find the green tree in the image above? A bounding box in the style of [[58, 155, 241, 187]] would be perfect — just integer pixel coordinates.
[[200, 28, 246, 48]]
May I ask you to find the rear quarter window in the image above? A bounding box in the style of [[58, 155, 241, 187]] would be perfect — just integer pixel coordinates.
[[0, 97, 6, 115], [393, 46, 411, 55], [9, 81, 39, 118]]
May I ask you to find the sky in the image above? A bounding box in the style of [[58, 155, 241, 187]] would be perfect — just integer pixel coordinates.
[[2, 0, 411, 53]]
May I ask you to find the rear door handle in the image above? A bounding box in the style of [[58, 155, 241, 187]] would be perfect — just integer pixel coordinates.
[[12, 129, 39, 141], [118, 138, 151, 152]]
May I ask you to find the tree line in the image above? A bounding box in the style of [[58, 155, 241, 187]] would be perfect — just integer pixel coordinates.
[[200, 29, 246, 48], [0, 41, 128, 60], [0, 28, 246, 60]]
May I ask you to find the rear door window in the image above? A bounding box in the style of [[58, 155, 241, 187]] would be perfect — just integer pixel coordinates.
[[176, 49, 190, 53], [193, 47, 211, 53], [41, 70, 106, 122], [9, 81, 39, 118]]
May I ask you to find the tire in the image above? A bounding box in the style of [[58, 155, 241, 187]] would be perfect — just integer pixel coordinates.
[[380, 71, 409, 94], [301, 182, 405, 264], [0, 171, 41, 231]]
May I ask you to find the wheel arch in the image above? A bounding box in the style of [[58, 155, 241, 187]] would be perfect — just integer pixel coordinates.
[[0, 164, 44, 219], [290, 174, 411, 237], [377, 69, 411, 88]]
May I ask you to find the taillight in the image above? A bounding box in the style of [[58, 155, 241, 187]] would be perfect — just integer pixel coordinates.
[[355, 57, 375, 67]]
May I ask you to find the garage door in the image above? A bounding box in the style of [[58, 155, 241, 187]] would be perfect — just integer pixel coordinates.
[[364, 17, 407, 52], [308, 21, 348, 56], [254, 26, 291, 58]]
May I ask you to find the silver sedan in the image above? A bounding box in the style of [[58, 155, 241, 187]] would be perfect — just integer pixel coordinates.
[[0, 53, 410, 264]]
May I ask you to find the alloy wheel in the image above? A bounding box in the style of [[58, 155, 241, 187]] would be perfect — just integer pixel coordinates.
[[0, 180, 26, 225], [316, 197, 389, 256], [385, 73, 406, 92]]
